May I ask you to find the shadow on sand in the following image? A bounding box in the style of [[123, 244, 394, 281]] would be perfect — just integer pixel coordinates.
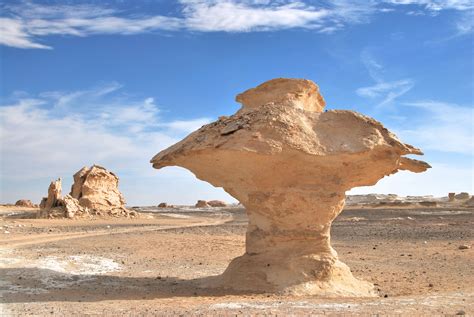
[[0, 267, 254, 303]]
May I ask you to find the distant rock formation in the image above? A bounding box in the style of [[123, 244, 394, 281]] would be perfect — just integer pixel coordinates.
[[15, 199, 36, 208], [207, 200, 227, 207], [150, 78, 430, 296], [454, 192, 470, 200], [38, 165, 135, 219], [448, 192, 455, 201], [195, 200, 210, 208], [158, 202, 168, 208]]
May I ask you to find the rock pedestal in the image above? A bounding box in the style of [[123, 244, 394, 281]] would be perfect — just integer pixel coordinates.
[[150, 78, 430, 296]]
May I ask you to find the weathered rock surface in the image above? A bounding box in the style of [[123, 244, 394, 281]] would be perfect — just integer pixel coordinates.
[[150, 78, 430, 296], [38, 166, 135, 219], [158, 202, 169, 208], [15, 199, 35, 207]]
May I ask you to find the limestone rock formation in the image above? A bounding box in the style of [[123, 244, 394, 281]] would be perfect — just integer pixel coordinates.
[[15, 199, 35, 207], [150, 78, 430, 296], [38, 166, 135, 218], [70, 165, 128, 215]]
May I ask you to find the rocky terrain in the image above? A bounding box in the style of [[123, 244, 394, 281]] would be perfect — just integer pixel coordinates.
[[0, 203, 472, 315]]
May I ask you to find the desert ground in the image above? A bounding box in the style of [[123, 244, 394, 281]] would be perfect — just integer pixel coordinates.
[[0, 204, 472, 316]]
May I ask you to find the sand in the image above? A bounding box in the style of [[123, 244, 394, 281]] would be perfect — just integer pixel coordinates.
[[0, 205, 472, 315]]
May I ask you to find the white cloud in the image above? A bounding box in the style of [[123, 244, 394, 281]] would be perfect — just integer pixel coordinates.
[[0, 84, 220, 204], [356, 50, 414, 107], [349, 162, 473, 196], [357, 79, 414, 107], [382, 0, 473, 12], [1, 0, 471, 49], [397, 101, 474, 155]]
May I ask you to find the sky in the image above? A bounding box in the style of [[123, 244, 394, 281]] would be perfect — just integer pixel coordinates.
[[0, 0, 473, 205]]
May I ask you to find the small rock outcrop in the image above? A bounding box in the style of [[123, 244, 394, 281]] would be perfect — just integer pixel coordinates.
[[454, 192, 470, 200], [207, 200, 227, 207], [158, 202, 168, 208], [150, 78, 430, 296], [195, 200, 210, 208], [15, 199, 36, 207], [448, 192, 455, 201], [38, 165, 135, 219]]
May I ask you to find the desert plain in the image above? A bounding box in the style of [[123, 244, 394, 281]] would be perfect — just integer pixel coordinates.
[[1, 199, 472, 316]]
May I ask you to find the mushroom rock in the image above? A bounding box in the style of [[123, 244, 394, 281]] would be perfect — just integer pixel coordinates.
[[150, 78, 431, 296]]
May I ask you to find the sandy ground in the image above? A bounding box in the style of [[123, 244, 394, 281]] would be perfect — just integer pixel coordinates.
[[0, 205, 473, 316]]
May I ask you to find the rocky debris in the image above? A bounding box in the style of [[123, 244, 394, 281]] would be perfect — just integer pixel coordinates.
[[207, 200, 227, 207], [38, 166, 136, 219], [15, 199, 36, 207], [458, 245, 471, 250], [150, 78, 430, 296], [454, 192, 470, 200], [195, 200, 210, 208]]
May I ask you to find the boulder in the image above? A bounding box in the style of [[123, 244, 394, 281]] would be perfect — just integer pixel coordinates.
[[207, 200, 227, 207], [73, 165, 127, 212], [150, 78, 430, 296], [158, 202, 168, 208], [15, 199, 35, 207], [195, 200, 210, 208]]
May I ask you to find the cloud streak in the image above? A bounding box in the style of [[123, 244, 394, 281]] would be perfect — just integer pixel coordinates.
[[1, 0, 472, 49], [356, 50, 414, 107], [0, 84, 211, 183], [398, 101, 474, 155]]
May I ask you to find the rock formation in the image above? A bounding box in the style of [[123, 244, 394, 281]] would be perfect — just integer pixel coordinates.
[[454, 192, 470, 200], [150, 78, 430, 296], [195, 200, 210, 208], [38, 165, 135, 218], [15, 199, 36, 207], [207, 200, 227, 207]]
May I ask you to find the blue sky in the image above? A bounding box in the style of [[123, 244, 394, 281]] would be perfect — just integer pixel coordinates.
[[0, 0, 473, 205]]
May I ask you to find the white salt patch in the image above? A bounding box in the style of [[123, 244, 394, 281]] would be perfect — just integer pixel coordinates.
[[158, 213, 191, 219], [210, 301, 359, 310], [36, 255, 122, 275]]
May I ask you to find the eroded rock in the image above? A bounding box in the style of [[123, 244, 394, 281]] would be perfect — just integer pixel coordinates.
[[15, 199, 35, 207], [150, 78, 430, 296], [38, 166, 134, 219]]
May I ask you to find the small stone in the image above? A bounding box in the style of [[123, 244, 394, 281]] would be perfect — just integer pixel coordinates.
[[456, 310, 466, 315], [458, 245, 471, 250], [428, 283, 433, 287]]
